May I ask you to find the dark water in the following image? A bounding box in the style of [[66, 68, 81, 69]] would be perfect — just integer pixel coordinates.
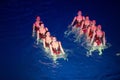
[[1, 0, 120, 80]]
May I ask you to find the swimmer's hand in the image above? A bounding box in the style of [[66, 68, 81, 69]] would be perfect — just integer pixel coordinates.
[[68, 25, 71, 28], [70, 23, 73, 26], [68, 24, 72, 28], [32, 31, 35, 37], [32, 33, 34, 37]]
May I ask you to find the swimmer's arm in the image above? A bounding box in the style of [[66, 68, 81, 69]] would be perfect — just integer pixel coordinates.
[[33, 23, 35, 31], [32, 23, 35, 36], [36, 31, 39, 41], [81, 21, 84, 29], [59, 42, 65, 54], [103, 32, 106, 46], [90, 31, 96, 45], [86, 27, 90, 38], [71, 17, 76, 26], [49, 44, 54, 55], [43, 39, 46, 48]]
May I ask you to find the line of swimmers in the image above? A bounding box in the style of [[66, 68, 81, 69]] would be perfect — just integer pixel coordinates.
[[32, 16, 65, 58], [32, 10, 107, 57], [66, 10, 106, 55]]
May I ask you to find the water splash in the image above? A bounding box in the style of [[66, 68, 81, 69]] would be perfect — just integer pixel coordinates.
[[86, 43, 111, 57], [116, 52, 120, 56]]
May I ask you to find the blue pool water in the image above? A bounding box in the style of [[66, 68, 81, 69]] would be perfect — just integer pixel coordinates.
[[0, 0, 120, 80]]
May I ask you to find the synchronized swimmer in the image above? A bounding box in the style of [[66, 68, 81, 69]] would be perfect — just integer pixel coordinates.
[[64, 10, 107, 56], [32, 16, 66, 62], [32, 10, 109, 62]]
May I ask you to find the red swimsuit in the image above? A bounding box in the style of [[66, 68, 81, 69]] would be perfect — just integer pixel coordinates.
[[51, 42, 61, 55], [82, 24, 90, 34], [94, 34, 103, 46], [89, 29, 94, 39], [35, 21, 43, 32], [45, 42, 50, 48], [39, 33, 46, 39], [75, 20, 83, 28], [52, 46, 61, 55]]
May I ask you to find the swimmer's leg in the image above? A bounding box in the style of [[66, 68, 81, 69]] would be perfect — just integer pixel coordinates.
[[87, 48, 93, 56], [66, 30, 73, 36], [72, 26, 78, 34], [64, 25, 73, 36], [52, 55, 57, 63], [64, 29, 73, 37], [98, 45, 104, 55], [74, 28, 80, 36], [63, 54, 68, 61], [89, 48, 93, 55], [73, 28, 81, 42], [36, 39, 42, 44], [64, 30, 68, 35], [74, 33, 81, 42], [98, 48, 102, 55], [87, 46, 96, 56]]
